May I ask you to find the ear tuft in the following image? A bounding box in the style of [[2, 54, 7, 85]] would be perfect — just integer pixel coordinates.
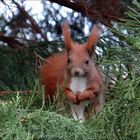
[[86, 25, 101, 55], [61, 22, 72, 51]]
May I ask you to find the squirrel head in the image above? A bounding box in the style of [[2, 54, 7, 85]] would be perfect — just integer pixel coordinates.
[[61, 22, 101, 77]]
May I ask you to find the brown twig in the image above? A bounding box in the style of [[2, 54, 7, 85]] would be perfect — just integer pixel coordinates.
[[11, 0, 48, 41], [49, 0, 127, 26], [0, 90, 33, 96], [0, 32, 24, 49]]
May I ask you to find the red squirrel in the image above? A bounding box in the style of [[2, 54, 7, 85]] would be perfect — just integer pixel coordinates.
[[40, 22, 104, 122]]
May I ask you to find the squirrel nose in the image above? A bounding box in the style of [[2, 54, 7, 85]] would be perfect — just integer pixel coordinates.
[[74, 71, 79, 76]]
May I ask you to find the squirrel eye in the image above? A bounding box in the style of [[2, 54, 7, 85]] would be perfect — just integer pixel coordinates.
[[85, 59, 89, 64], [67, 58, 71, 64]]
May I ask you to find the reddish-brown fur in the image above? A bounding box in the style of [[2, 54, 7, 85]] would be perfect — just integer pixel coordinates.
[[40, 22, 104, 116], [40, 52, 67, 100]]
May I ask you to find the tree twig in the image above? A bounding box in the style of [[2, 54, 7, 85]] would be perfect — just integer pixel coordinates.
[[0, 90, 33, 95], [49, 0, 127, 26], [0, 32, 24, 49], [11, 0, 48, 41]]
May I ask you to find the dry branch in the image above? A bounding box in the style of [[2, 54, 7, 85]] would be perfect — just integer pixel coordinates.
[[0, 32, 24, 49], [0, 90, 33, 95], [49, 0, 127, 26], [11, 0, 48, 41]]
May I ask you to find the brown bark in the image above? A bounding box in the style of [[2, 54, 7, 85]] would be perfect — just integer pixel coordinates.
[[0, 32, 23, 49], [11, 0, 48, 41], [0, 90, 33, 95], [49, 0, 127, 26]]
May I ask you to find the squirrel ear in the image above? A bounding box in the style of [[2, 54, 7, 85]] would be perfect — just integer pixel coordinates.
[[86, 25, 101, 55], [61, 22, 72, 52]]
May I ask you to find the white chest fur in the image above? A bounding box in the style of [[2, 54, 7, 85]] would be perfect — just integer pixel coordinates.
[[70, 77, 88, 122], [70, 77, 87, 94]]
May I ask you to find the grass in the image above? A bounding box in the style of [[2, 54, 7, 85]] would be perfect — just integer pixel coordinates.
[[0, 41, 139, 139], [0, 75, 139, 140]]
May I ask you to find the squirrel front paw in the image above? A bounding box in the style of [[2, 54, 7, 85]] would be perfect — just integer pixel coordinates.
[[65, 88, 80, 104], [77, 90, 95, 101]]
